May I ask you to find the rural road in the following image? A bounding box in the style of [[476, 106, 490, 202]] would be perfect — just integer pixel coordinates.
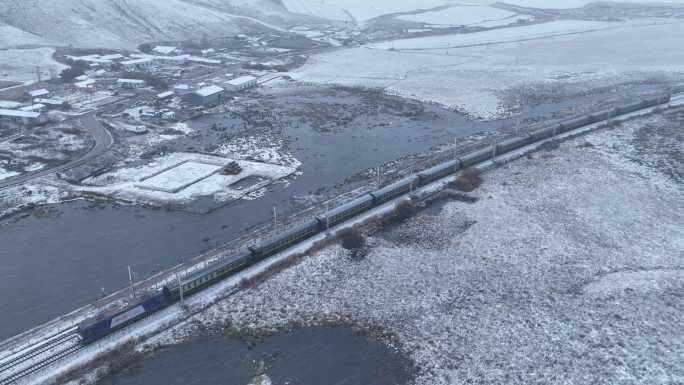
[[0, 112, 113, 191]]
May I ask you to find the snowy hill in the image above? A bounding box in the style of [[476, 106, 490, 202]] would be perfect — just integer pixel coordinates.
[[0, 0, 301, 49]]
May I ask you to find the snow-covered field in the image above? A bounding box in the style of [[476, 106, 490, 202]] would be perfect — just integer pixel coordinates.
[[142, 111, 684, 385], [0, 167, 19, 181], [295, 19, 684, 119], [369, 19, 626, 50], [0, 23, 54, 49], [0, 0, 293, 50], [0, 48, 67, 83], [396, 5, 532, 28], [282, 0, 684, 23]]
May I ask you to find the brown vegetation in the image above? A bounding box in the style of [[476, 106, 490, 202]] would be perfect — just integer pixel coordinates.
[[337, 227, 366, 251], [451, 168, 482, 192]]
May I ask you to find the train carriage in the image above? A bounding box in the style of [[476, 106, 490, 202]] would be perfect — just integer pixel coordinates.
[[249, 219, 321, 258], [371, 176, 420, 204], [460, 147, 495, 168], [175, 247, 254, 296], [316, 194, 374, 228], [559, 115, 593, 133], [495, 136, 528, 154], [417, 160, 460, 186]]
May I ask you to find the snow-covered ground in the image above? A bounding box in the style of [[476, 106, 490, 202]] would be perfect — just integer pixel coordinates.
[[141, 110, 684, 385], [0, 48, 67, 84], [0, 23, 54, 49], [294, 19, 684, 119], [396, 5, 532, 29], [504, 0, 684, 8], [282, 0, 684, 23], [0, 0, 294, 50], [369, 19, 627, 50], [0, 167, 19, 181]]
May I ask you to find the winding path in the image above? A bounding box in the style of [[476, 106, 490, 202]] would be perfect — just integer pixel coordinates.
[[0, 113, 113, 191]]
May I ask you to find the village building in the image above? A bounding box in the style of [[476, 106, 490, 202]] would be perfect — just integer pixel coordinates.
[[100, 54, 125, 61], [156, 91, 174, 100], [0, 109, 46, 125], [34, 98, 67, 109], [0, 101, 23, 109], [74, 78, 96, 89], [117, 79, 146, 89], [223, 76, 257, 92], [28, 89, 50, 99], [174, 84, 193, 94], [153, 46, 178, 55], [121, 58, 153, 72], [20, 104, 47, 113], [185, 85, 225, 106]]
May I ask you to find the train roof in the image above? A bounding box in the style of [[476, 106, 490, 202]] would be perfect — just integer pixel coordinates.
[[252, 218, 320, 249], [418, 160, 460, 177], [180, 248, 252, 285], [318, 194, 373, 219], [371, 175, 419, 197]]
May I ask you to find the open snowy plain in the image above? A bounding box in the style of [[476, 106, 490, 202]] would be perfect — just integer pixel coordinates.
[[140, 108, 684, 385], [295, 18, 684, 119]]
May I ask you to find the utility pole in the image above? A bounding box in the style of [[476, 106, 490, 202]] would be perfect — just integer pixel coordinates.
[[177, 274, 184, 304], [325, 201, 330, 232], [376, 165, 381, 186], [127, 265, 136, 298], [409, 167, 414, 194], [273, 206, 277, 228]]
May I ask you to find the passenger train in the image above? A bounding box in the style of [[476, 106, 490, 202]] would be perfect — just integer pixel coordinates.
[[77, 94, 671, 344]]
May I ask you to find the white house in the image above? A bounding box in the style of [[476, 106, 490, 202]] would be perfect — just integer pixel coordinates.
[[34, 98, 66, 109], [0, 109, 46, 125], [121, 58, 153, 72], [223, 76, 257, 92], [117, 79, 146, 89], [186, 85, 225, 106], [20, 104, 47, 113], [74, 79, 96, 89], [28, 89, 50, 99], [153, 46, 178, 55], [174, 84, 193, 94], [0, 101, 23, 109]]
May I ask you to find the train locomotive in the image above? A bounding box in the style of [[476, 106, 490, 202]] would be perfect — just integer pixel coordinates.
[[76, 94, 671, 344]]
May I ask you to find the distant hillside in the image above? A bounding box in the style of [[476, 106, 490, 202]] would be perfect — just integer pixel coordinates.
[[0, 0, 304, 49]]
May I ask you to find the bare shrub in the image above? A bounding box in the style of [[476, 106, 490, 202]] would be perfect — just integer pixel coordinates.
[[539, 140, 560, 152], [394, 200, 417, 221], [337, 227, 366, 251], [452, 168, 482, 192], [221, 161, 242, 175]]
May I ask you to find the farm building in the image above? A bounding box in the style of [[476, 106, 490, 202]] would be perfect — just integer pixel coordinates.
[[20, 104, 47, 113], [223, 76, 257, 92], [117, 79, 146, 89], [28, 89, 50, 99], [153, 46, 178, 55], [174, 84, 193, 94], [0, 101, 23, 109], [34, 98, 67, 109], [156, 91, 174, 100], [185, 85, 225, 106], [0, 109, 46, 125], [122, 58, 153, 72], [74, 79, 96, 89]]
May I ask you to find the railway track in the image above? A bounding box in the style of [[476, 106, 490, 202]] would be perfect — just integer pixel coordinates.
[[0, 93, 678, 384], [0, 328, 81, 385]]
